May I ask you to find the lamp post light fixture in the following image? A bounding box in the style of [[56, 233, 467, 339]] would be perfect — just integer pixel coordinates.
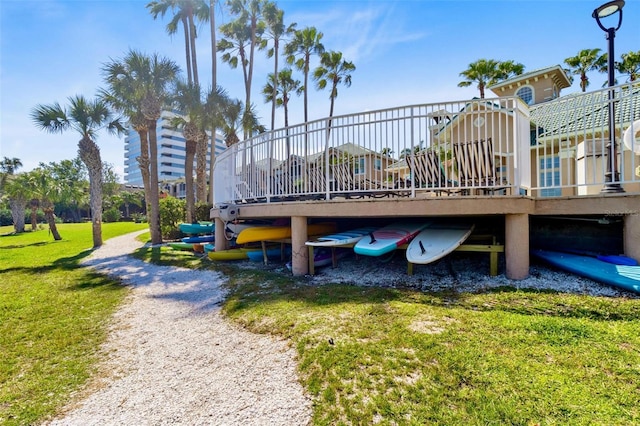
[[593, 0, 625, 193]]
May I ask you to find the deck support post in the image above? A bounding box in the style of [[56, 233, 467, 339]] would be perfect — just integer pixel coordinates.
[[624, 213, 640, 262], [290, 216, 309, 276], [214, 218, 228, 252], [505, 213, 529, 280]]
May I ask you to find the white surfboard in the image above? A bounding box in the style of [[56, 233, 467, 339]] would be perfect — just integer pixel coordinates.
[[406, 223, 475, 264], [305, 227, 379, 247]]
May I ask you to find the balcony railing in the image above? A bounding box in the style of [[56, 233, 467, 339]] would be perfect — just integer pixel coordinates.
[[213, 83, 640, 205]]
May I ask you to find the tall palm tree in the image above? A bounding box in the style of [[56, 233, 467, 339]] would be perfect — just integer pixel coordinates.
[[285, 26, 325, 123], [101, 50, 180, 245], [26, 168, 62, 240], [218, 0, 266, 139], [262, 68, 300, 130], [616, 51, 640, 82], [458, 59, 525, 99], [261, 2, 295, 131], [31, 95, 124, 248], [564, 48, 607, 92], [313, 50, 355, 122], [208, 0, 218, 203], [171, 80, 206, 221], [147, 0, 208, 85]]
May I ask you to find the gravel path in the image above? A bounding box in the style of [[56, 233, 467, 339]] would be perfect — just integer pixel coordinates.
[[45, 230, 312, 426]]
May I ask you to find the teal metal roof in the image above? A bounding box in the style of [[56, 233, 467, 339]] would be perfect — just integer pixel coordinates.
[[530, 82, 640, 142]]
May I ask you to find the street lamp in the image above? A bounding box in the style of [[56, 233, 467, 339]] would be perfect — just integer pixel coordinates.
[[593, 0, 625, 193]]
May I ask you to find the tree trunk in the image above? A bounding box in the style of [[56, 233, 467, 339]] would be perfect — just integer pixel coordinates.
[[208, 0, 217, 204], [78, 137, 103, 248], [44, 207, 61, 240], [182, 16, 193, 84], [195, 131, 208, 203], [136, 128, 152, 217], [147, 119, 163, 245], [9, 197, 26, 233], [185, 139, 196, 223], [188, 11, 199, 86]]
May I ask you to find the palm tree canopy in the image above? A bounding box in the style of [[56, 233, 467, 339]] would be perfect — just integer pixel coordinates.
[[31, 95, 125, 140], [616, 50, 640, 82], [458, 59, 523, 98], [313, 50, 355, 99], [284, 26, 325, 72], [564, 48, 607, 91]]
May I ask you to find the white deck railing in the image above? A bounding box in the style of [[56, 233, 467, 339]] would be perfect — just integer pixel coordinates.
[[213, 83, 640, 205]]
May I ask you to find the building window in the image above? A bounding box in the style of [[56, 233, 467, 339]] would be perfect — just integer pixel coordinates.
[[516, 86, 534, 105], [374, 158, 382, 171], [354, 158, 365, 175], [539, 157, 561, 197]]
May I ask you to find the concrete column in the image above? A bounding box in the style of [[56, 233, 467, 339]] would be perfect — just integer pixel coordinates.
[[624, 213, 640, 262], [505, 213, 529, 280], [214, 218, 228, 252], [290, 216, 309, 276]]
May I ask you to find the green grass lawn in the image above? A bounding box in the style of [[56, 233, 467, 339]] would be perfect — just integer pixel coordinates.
[[0, 222, 147, 426], [140, 248, 640, 425], [4, 231, 640, 425]]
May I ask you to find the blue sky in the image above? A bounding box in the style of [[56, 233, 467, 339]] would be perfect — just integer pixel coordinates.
[[1, 0, 639, 181]]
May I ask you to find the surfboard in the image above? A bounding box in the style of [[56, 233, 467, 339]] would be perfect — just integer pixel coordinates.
[[531, 249, 640, 294], [182, 234, 215, 244], [353, 222, 430, 257], [406, 223, 475, 264], [306, 227, 379, 247], [246, 246, 292, 262], [235, 222, 337, 244], [179, 222, 214, 235]]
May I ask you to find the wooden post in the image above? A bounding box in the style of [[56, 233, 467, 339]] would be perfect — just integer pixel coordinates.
[[624, 213, 640, 262], [214, 218, 228, 253], [290, 216, 309, 276], [505, 214, 529, 280]]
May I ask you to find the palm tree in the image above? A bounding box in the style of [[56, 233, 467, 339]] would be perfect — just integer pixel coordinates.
[[101, 50, 180, 245], [616, 51, 640, 82], [458, 59, 524, 99], [147, 0, 208, 85], [262, 68, 300, 130], [2, 172, 30, 233], [26, 168, 62, 240], [31, 95, 124, 248], [261, 1, 295, 131], [313, 50, 355, 121], [119, 190, 144, 219], [171, 80, 206, 221], [564, 49, 607, 92], [218, 0, 266, 139], [0, 157, 22, 194], [285, 26, 325, 123]]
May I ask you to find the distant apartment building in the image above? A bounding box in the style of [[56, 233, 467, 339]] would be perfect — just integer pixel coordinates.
[[124, 111, 226, 198]]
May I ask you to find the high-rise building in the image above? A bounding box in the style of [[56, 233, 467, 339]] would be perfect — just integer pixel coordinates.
[[124, 111, 226, 191]]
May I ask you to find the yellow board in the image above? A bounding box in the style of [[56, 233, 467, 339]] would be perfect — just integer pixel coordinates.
[[235, 222, 337, 244], [207, 248, 258, 261]]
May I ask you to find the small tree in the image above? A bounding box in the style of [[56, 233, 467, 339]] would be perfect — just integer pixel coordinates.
[[159, 196, 186, 239]]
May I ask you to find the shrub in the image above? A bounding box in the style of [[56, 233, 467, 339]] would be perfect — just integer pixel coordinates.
[[159, 196, 185, 240], [0, 209, 12, 226], [103, 207, 121, 223], [195, 202, 212, 222]]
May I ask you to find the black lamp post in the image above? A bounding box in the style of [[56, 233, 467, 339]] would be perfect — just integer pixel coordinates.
[[593, 0, 625, 193]]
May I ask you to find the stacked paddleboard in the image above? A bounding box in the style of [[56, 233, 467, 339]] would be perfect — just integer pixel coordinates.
[[354, 222, 430, 256], [306, 227, 378, 247], [406, 223, 475, 264], [236, 222, 337, 244]]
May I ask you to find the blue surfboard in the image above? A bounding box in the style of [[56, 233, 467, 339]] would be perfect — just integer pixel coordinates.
[[532, 249, 640, 294]]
